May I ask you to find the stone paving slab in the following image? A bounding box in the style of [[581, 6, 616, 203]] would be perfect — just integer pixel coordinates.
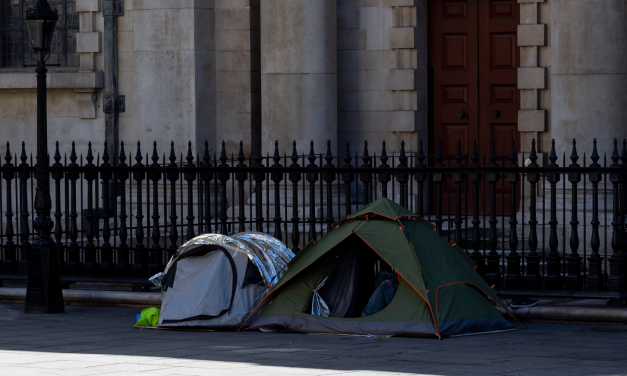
[[1, 303, 627, 376]]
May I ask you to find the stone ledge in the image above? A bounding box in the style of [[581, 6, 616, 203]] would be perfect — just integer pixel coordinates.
[[497, 305, 627, 324], [0, 288, 161, 307], [0, 72, 104, 90]]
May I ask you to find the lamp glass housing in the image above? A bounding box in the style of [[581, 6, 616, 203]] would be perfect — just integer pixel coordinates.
[[26, 18, 58, 52]]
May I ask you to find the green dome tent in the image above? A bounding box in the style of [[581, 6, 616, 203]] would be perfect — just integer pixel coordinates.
[[244, 198, 518, 338]]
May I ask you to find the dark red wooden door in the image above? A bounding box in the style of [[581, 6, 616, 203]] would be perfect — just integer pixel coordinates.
[[429, 0, 520, 215]]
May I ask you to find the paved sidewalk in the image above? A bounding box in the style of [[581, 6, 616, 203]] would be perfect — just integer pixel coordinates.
[[0, 304, 626, 376]]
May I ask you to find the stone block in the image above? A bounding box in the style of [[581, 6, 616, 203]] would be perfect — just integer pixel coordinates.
[[396, 90, 417, 111], [76, 0, 100, 12], [518, 24, 545, 46], [519, 3, 537, 25], [518, 67, 545, 89], [338, 29, 367, 50], [217, 30, 252, 52], [518, 110, 546, 132], [389, 28, 414, 49], [217, 92, 253, 113], [76, 32, 101, 53], [337, 6, 360, 29], [388, 69, 414, 91], [520, 89, 538, 110], [390, 0, 415, 5], [218, 72, 260, 93], [134, 0, 215, 10], [76, 92, 98, 119], [520, 46, 537, 68], [390, 111, 415, 132], [338, 70, 367, 91], [366, 70, 389, 91]]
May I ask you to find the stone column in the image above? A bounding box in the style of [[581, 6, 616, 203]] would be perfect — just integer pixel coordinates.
[[552, 0, 627, 156], [261, 0, 337, 154]]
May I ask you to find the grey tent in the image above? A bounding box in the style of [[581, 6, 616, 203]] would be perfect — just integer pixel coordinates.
[[155, 233, 294, 328]]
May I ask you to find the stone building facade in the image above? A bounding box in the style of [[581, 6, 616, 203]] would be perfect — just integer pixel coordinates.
[[0, 0, 626, 161]]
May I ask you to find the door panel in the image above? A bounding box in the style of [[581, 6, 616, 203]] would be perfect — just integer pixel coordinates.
[[430, 0, 520, 215]]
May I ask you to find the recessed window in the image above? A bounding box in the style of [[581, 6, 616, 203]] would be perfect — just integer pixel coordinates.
[[0, 0, 79, 68]]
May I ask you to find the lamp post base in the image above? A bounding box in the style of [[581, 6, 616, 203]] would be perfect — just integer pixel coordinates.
[[24, 246, 64, 314]]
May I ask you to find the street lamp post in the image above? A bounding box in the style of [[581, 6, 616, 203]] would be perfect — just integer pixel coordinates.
[[23, 0, 64, 314]]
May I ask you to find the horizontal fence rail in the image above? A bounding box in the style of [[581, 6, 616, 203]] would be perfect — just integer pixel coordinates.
[[0, 138, 626, 298]]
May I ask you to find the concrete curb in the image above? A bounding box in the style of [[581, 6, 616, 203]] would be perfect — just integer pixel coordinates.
[[497, 306, 627, 324], [0, 288, 161, 307]]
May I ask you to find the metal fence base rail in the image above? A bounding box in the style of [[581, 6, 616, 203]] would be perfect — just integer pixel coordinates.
[[0, 138, 625, 300]]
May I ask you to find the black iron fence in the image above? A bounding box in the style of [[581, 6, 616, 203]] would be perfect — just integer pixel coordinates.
[[0, 137, 626, 298]]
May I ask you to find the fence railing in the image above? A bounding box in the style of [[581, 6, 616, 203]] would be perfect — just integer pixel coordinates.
[[0, 137, 626, 298]]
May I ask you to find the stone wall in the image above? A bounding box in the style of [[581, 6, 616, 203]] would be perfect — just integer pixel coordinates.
[[337, 0, 426, 155]]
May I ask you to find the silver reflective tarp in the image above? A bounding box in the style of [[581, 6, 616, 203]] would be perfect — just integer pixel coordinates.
[[311, 277, 330, 317], [162, 232, 294, 288]]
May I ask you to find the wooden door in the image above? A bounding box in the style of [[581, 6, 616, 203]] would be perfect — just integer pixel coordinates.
[[429, 0, 520, 215]]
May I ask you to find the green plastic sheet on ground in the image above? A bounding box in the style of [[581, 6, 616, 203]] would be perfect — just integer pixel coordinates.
[[133, 307, 161, 328]]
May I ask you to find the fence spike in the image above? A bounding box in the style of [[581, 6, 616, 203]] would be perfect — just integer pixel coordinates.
[[325, 140, 333, 165], [611, 138, 620, 166], [4, 142, 11, 164], [202, 141, 210, 164], [237, 141, 245, 166], [489, 139, 497, 167], [220, 141, 228, 165], [273, 141, 281, 164], [291, 140, 298, 164], [308, 140, 316, 164], [417, 140, 425, 167]]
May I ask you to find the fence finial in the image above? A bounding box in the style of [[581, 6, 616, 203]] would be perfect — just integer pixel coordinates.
[[53, 141, 61, 165], [621, 139, 627, 164], [4, 142, 11, 165], [435, 140, 443, 167], [548, 139, 557, 167], [591, 139, 599, 167], [70, 142, 77, 165], [455, 140, 463, 167], [135, 141, 142, 165], [220, 141, 227, 165], [186, 141, 194, 165], [611, 139, 620, 166], [237, 141, 245, 165], [380, 141, 388, 166], [529, 139, 538, 167], [169, 141, 177, 165], [119, 141, 126, 165], [102, 141, 110, 165], [308, 140, 316, 165], [273, 141, 281, 166], [290, 141, 299, 166], [569, 139, 579, 167], [20, 142, 27, 165], [151, 141, 159, 165], [344, 141, 352, 167], [508, 139, 516, 167], [471, 140, 479, 167], [489, 139, 497, 167], [203, 141, 210, 165], [325, 140, 333, 166], [87, 141, 94, 165], [417, 140, 425, 167], [361, 140, 370, 167], [399, 140, 407, 167]]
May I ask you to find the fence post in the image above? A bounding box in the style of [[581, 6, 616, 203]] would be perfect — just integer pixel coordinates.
[[115, 142, 130, 277], [271, 142, 283, 240], [66, 143, 80, 276], [83, 143, 97, 276], [360, 142, 372, 205], [525, 139, 542, 289], [52, 142, 65, 277], [200, 141, 213, 234], [433, 141, 445, 236], [378, 141, 390, 199], [452, 140, 465, 246], [2, 143, 16, 275], [254, 141, 265, 233], [485, 140, 501, 287], [18, 143, 30, 275], [100, 143, 113, 276], [132, 142, 146, 278], [545, 140, 562, 289], [342, 142, 354, 217], [167, 142, 179, 257], [621, 140, 627, 291], [234, 142, 247, 234], [397, 141, 409, 208], [566, 139, 583, 290], [587, 139, 603, 291], [505, 140, 521, 288], [324, 141, 335, 232], [415, 140, 427, 217], [469, 141, 484, 275], [608, 139, 624, 292], [289, 142, 301, 253], [306, 142, 318, 242], [149, 142, 162, 276], [218, 142, 229, 235]]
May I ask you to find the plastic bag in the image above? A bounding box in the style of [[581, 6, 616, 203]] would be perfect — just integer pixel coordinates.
[[133, 307, 161, 328]]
